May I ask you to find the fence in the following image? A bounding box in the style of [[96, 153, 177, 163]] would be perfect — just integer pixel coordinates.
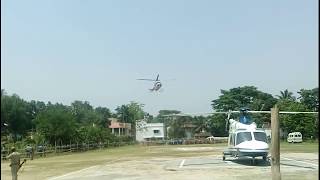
[[2, 138, 229, 160], [141, 138, 228, 146], [1, 141, 135, 161]]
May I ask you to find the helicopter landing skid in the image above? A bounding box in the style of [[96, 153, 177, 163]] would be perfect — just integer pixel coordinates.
[[222, 150, 232, 161]]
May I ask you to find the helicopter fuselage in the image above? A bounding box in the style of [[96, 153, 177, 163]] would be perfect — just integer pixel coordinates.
[[150, 81, 162, 91], [227, 129, 269, 158], [223, 119, 269, 163]]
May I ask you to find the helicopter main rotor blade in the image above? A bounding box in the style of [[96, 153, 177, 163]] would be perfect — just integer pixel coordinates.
[[162, 110, 318, 117], [136, 79, 156, 81]]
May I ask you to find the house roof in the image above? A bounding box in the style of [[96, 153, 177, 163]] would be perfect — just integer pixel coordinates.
[[108, 118, 131, 129]]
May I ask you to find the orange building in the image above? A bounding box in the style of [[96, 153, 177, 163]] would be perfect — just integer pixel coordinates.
[[108, 118, 132, 136]]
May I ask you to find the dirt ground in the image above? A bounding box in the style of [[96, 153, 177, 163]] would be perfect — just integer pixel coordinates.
[[1, 144, 318, 180]]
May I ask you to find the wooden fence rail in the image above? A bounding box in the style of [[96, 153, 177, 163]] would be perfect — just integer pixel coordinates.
[[1, 139, 226, 160], [1, 141, 135, 160]]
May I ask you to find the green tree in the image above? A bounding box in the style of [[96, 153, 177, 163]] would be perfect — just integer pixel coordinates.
[[95, 107, 111, 127], [28, 100, 46, 119], [167, 116, 191, 139], [276, 89, 296, 101], [206, 114, 228, 137], [115, 105, 130, 123], [211, 86, 277, 132], [192, 116, 209, 133], [298, 88, 319, 111], [115, 102, 145, 140], [35, 104, 77, 144], [1, 93, 32, 141], [79, 125, 111, 143], [277, 100, 316, 139], [71, 100, 94, 125], [212, 86, 277, 111], [127, 102, 145, 141]]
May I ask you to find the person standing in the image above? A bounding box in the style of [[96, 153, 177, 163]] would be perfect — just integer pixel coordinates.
[[7, 147, 21, 180]]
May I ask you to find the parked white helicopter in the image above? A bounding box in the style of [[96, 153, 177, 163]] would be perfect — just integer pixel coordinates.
[[222, 108, 269, 164], [165, 108, 269, 165], [137, 74, 162, 92], [221, 108, 317, 164], [164, 108, 318, 165]]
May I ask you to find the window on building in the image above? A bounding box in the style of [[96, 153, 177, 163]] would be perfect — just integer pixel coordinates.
[[153, 130, 160, 134]]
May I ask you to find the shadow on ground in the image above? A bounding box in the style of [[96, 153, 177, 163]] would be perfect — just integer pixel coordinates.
[[231, 157, 270, 166]]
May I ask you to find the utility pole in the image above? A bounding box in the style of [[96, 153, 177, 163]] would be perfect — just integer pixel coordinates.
[[271, 105, 281, 180]]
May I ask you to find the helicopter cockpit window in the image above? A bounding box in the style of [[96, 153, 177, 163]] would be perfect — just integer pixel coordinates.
[[236, 132, 252, 145], [253, 132, 267, 142]]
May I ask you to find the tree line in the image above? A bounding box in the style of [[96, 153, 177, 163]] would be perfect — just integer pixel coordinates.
[[151, 86, 318, 139], [1, 86, 318, 147], [1, 89, 145, 146]]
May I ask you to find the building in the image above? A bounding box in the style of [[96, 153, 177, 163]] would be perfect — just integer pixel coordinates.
[[167, 123, 198, 139], [194, 131, 211, 139], [108, 118, 132, 136], [183, 123, 197, 139], [136, 120, 164, 142]]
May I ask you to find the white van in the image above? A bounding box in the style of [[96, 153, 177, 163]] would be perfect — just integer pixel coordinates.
[[287, 132, 302, 143]]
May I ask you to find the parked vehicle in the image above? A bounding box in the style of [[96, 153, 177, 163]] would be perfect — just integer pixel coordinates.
[[287, 132, 302, 143], [169, 139, 183, 145]]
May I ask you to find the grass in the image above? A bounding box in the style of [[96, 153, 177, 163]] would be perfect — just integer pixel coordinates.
[[279, 141, 319, 153], [1, 142, 318, 180], [1, 143, 224, 180]]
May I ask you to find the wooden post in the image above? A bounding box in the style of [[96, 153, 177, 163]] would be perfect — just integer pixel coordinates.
[[55, 140, 57, 154], [271, 105, 281, 180]]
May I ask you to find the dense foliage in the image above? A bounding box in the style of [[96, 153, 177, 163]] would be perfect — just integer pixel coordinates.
[[210, 87, 318, 139], [1, 86, 318, 146], [1, 90, 145, 146]]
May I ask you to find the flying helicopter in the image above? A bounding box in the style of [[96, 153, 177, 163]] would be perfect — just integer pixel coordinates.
[[137, 74, 162, 92]]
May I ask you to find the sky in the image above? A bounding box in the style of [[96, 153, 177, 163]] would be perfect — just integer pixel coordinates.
[[1, 0, 318, 116]]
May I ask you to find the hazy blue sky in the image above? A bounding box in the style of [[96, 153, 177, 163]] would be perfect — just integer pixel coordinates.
[[1, 0, 318, 115]]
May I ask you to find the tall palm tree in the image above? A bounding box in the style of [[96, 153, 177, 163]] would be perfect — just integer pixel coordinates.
[[277, 89, 295, 101]]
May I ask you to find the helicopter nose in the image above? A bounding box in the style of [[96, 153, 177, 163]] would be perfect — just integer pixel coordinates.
[[237, 140, 269, 150]]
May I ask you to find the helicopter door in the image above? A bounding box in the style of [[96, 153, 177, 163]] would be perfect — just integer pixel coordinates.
[[228, 133, 235, 147]]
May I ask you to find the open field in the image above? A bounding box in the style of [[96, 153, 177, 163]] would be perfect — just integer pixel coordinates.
[[1, 142, 318, 180]]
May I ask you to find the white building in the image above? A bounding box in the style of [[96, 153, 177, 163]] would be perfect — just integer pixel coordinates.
[[136, 120, 164, 142]]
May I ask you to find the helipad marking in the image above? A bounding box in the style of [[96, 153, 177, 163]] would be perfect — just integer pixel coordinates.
[[224, 160, 235, 165], [179, 159, 185, 168], [282, 157, 318, 167], [47, 165, 99, 180]]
